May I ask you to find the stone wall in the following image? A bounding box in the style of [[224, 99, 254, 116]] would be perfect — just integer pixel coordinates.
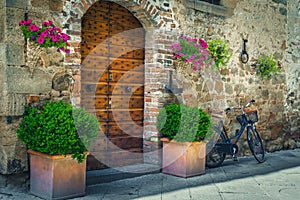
[[0, 0, 72, 174], [285, 0, 300, 146], [170, 0, 300, 154], [0, 0, 299, 174]]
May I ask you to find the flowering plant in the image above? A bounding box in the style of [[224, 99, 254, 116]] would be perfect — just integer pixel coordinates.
[[19, 19, 70, 54], [255, 54, 280, 79], [170, 36, 211, 71], [207, 39, 232, 70]]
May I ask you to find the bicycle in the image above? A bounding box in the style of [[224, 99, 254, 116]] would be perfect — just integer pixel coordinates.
[[206, 99, 265, 168]]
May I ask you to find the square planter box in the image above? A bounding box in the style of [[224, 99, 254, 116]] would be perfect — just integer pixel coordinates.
[[162, 139, 206, 178], [28, 149, 87, 200]]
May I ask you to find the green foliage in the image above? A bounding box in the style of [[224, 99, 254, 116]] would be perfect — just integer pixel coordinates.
[[17, 101, 100, 163], [256, 54, 280, 79], [207, 39, 232, 70], [156, 104, 212, 142]]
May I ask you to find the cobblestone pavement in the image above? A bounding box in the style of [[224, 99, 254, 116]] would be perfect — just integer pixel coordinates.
[[1, 149, 300, 200]]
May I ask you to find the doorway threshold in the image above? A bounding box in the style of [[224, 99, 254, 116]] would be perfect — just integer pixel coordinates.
[[86, 163, 161, 185]]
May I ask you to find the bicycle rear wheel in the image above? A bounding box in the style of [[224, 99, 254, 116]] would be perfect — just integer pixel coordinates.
[[206, 130, 226, 168], [247, 127, 265, 163]]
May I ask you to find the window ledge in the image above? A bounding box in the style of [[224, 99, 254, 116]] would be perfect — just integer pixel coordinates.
[[183, 0, 234, 17]]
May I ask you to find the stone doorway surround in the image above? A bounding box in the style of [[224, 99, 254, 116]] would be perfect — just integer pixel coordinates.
[[62, 0, 181, 166]]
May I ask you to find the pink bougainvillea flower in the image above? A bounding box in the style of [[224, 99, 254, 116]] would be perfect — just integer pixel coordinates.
[[192, 66, 197, 71], [37, 36, 45, 44], [65, 49, 70, 54]]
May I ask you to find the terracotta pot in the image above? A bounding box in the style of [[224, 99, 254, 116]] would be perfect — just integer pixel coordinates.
[[28, 149, 87, 200], [161, 139, 206, 178]]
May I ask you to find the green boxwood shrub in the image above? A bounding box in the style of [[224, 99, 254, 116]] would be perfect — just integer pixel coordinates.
[[156, 104, 212, 142], [17, 101, 100, 162]]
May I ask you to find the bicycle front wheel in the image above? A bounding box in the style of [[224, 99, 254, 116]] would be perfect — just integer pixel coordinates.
[[247, 127, 265, 163], [206, 130, 227, 168]]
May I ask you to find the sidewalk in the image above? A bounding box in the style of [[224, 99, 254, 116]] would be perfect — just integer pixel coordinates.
[[1, 149, 300, 200]]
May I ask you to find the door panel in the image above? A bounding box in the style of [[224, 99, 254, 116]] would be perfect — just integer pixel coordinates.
[[81, 1, 145, 170]]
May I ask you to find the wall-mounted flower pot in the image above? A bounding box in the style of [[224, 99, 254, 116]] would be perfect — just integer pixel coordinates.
[[28, 149, 87, 200], [161, 139, 206, 178]]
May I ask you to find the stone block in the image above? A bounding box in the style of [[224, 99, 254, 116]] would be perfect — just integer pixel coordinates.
[[0, 43, 24, 66], [6, 65, 52, 94], [0, 145, 28, 174], [221, 0, 238, 8], [52, 73, 71, 91], [0, 8, 4, 42], [5, 8, 27, 45], [0, 93, 27, 116], [49, 0, 64, 12], [0, 0, 4, 9], [31, 0, 50, 10], [5, 0, 27, 9]]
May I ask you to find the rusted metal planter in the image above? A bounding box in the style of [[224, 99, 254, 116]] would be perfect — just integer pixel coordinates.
[[161, 139, 206, 178], [28, 149, 87, 200]]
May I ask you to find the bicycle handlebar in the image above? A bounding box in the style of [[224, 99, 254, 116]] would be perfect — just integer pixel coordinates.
[[225, 99, 255, 113]]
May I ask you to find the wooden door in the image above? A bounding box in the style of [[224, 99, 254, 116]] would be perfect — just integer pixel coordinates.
[[80, 1, 145, 170]]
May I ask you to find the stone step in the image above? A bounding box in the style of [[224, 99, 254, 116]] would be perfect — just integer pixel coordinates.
[[86, 164, 161, 185]]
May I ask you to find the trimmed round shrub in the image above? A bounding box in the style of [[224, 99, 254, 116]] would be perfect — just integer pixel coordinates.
[[157, 104, 212, 142], [17, 101, 100, 162]]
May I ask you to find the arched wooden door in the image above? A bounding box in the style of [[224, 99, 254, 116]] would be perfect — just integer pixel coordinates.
[[80, 1, 145, 170]]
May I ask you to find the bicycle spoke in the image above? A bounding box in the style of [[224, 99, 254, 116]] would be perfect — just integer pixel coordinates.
[[247, 127, 265, 163], [206, 130, 226, 168]]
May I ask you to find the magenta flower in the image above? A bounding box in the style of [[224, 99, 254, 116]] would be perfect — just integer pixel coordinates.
[[41, 29, 49, 37], [28, 24, 39, 32], [19, 20, 25, 26], [47, 20, 53, 26], [24, 19, 32, 26], [61, 33, 69, 42], [37, 36, 45, 44], [19, 19, 70, 54], [201, 42, 208, 49], [170, 35, 214, 72]]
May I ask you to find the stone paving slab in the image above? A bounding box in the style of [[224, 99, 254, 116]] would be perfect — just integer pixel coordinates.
[[0, 149, 299, 200]]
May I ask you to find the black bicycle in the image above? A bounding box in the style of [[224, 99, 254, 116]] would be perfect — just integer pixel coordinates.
[[206, 100, 265, 168]]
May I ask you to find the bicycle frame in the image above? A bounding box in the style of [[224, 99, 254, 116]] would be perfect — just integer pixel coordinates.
[[215, 113, 256, 155], [222, 114, 254, 144]]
